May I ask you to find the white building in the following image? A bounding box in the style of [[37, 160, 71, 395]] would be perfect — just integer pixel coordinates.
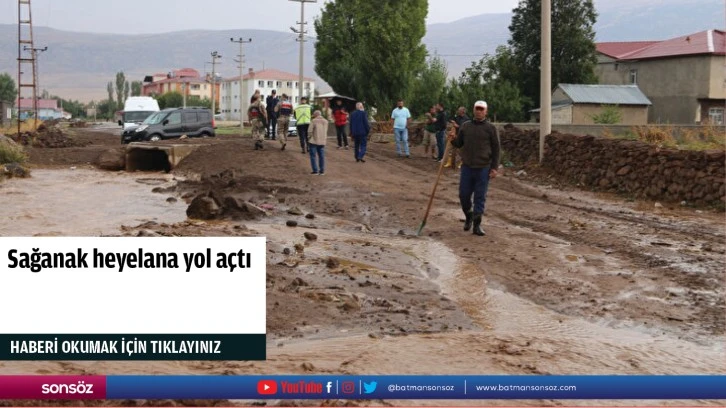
[[220, 68, 316, 121]]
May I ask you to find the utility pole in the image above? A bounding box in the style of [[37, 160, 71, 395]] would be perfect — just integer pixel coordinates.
[[289, 0, 316, 103], [17, 0, 46, 132], [231, 37, 252, 128], [209, 51, 221, 116], [540, 0, 552, 163], [182, 82, 187, 108]]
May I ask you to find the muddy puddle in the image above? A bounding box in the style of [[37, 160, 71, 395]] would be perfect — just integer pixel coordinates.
[[242, 213, 725, 376], [0, 168, 187, 236]]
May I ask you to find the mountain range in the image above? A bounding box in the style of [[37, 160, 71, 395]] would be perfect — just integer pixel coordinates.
[[0, 0, 722, 102]]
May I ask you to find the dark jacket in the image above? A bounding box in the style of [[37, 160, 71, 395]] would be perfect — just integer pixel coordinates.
[[435, 110, 448, 131], [451, 119, 500, 169], [349, 109, 370, 136], [453, 114, 470, 137], [454, 114, 470, 129], [266, 96, 278, 115]]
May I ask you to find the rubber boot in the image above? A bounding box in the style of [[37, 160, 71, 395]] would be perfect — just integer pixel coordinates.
[[472, 214, 485, 236], [443, 154, 453, 168], [463, 211, 473, 232]]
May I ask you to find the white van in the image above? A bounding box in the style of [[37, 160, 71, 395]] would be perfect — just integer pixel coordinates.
[[119, 97, 160, 131]]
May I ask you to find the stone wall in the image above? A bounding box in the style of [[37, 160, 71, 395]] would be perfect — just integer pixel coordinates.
[[500, 126, 726, 206]]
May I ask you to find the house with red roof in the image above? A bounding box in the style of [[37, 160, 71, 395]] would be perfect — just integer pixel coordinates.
[[595, 29, 725, 124], [15, 98, 70, 120], [219, 68, 316, 121], [141, 68, 219, 108]]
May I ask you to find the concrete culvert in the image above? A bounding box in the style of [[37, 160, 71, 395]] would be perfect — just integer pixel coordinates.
[[126, 148, 171, 172]]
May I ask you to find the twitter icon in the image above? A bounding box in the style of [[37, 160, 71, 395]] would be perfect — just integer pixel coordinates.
[[363, 381, 377, 394]]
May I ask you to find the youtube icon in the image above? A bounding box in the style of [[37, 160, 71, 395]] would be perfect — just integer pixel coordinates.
[[257, 380, 278, 395]]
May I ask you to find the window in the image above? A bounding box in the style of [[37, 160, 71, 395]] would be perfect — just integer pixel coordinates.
[[267, 81, 274, 88], [294, 82, 299, 88], [183, 112, 198, 123], [166, 112, 182, 126], [709, 107, 724, 125], [629, 69, 637, 84], [276, 81, 282, 87], [286, 81, 293, 88], [614, 63, 619, 71], [258, 80, 265, 87], [304, 82, 311, 90], [191, 84, 200, 90], [295, 96, 299, 103]]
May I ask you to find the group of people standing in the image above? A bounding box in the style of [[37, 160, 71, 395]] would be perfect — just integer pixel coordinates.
[[246, 92, 499, 237], [246, 91, 372, 175]]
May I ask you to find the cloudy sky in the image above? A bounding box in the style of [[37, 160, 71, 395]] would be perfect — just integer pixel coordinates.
[[0, 0, 521, 34]]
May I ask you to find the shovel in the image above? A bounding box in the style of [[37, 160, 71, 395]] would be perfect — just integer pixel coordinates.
[[416, 138, 451, 236]]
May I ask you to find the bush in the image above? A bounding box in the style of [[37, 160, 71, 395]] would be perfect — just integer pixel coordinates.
[[632, 125, 678, 148], [680, 125, 726, 150], [0, 140, 27, 164], [591, 104, 622, 124]]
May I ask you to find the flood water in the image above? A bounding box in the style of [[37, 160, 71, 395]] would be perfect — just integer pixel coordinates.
[[0, 168, 187, 236]]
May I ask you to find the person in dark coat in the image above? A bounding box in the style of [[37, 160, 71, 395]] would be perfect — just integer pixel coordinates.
[[450, 100, 500, 236], [349, 102, 370, 162]]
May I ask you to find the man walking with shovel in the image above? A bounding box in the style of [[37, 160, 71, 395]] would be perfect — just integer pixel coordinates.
[[449, 100, 499, 236]]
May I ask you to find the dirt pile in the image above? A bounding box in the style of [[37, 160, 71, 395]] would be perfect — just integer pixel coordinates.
[[500, 124, 726, 207], [545, 133, 725, 206], [11, 123, 91, 148], [500, 124, 541, 164]]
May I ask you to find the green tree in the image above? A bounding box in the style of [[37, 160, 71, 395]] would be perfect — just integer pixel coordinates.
[[96, 99, 116, 120], [157, 92, 184, 109], [0, 73, 17, 105], [124, 81, 130, 101], [314, 0, 428, 117], [187, 96, 212, 110], [106, 82, 116, 118], [442, 49, 529, 123], [508, 0, 598, 114], [53, 96, 86, 118], [590, 104, 622, 124], [408, 56, 448, 118], [131, 81, 143, 97], [115, 71, 127, 108]]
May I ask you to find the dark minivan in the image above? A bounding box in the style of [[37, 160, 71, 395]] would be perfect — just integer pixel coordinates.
[[122, 107, 216, 144]]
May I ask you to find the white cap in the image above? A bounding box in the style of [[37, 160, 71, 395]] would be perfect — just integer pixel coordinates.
[[474, 100, 488, 109]]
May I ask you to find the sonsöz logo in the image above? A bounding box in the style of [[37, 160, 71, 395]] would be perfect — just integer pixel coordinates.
[[41, 380, 94, 395]]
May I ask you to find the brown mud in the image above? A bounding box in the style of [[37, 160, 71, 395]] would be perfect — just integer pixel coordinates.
[[1, 127, 724, 406]]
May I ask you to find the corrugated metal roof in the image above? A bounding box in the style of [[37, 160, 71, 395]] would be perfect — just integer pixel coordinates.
[[558, 84, 652, 106], [596, 41, 659, 59], [626, 29, 725, 60], [596, 30, 726, 61]]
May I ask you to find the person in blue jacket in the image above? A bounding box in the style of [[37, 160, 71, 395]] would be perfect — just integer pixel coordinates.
[[349, 102, 371, 163]]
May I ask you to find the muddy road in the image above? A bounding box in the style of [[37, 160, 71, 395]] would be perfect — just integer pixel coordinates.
[[1, 126, 724, 406]]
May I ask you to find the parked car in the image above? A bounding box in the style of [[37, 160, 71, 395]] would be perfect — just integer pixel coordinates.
[[122, 107, 215, 144], [288, 118, 298, 137]]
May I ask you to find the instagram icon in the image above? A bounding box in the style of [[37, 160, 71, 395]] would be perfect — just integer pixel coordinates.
[[341, 381, 355, 394]]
